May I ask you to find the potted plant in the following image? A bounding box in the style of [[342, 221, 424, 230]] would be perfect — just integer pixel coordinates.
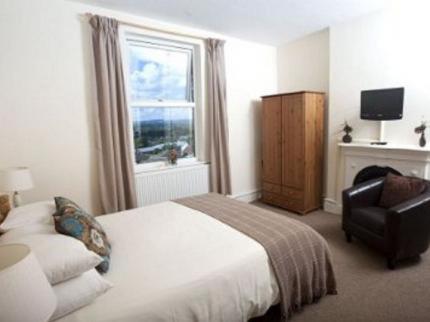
[[342, 121, 353, 143], [414, 121, 428, 147], [168, 148, 178, 165]]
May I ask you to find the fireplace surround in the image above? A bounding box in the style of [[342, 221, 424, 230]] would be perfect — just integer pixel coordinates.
[[353, 165, 402, 185], [324, 142, 430, 214]]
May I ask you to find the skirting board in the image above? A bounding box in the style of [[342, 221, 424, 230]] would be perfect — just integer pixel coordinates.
[[323, 198, 342, 215], [230, 190, 261, 203]]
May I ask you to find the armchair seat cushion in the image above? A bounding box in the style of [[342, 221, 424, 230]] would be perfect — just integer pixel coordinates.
[[350, 207, 386, 236]]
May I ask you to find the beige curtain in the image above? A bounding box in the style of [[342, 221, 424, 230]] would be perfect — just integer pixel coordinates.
[[89, 15, 137, 213], [206, 39, 232, 195]]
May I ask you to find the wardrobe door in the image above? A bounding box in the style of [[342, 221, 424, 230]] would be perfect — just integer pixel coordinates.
[[303, 93, 325, 209], [262, 96, 282, 185], [282, 94, 304, 190]]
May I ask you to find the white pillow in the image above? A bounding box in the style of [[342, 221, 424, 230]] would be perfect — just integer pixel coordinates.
[[0, 222, 55, 239], [1, 201, 55, 230], [50, 269, 113, 321], [0, 230, 102, 284]]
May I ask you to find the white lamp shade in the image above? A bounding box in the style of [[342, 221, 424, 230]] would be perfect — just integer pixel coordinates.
[[0, 167, 34, 192], [0, 244, 56, 322]]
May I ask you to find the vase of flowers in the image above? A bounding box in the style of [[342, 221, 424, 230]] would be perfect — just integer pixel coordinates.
[[415, 121, 427, 147], [168, 148, 178, 165], [342, 122, 353, 143]]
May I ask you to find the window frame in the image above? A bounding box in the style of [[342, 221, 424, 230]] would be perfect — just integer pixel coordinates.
[[120, 27, 205, 173]]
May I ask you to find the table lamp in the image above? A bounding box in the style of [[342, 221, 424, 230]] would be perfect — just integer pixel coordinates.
[[0, 167, 34, 207], [0, 244, 56, 322]]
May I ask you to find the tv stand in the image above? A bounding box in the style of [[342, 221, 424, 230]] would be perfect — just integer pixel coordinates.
[[379, 121, 387, 144], [371, 141, 388, 145]]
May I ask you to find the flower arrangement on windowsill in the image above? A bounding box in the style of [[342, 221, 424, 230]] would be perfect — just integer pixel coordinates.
[[167, 145, 178, 165]]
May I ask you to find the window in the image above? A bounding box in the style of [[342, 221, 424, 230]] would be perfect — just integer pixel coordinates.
[[123, 35, 198, 169]]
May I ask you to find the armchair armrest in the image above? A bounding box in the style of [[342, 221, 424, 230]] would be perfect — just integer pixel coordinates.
[[343, 177, 385, 215], [389, 191, 430, 214], [386, 192, 430, 259]]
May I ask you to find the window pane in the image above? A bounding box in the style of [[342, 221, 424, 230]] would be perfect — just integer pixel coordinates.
[[133, 107, 195, 164], [128, 42, 193, 102]]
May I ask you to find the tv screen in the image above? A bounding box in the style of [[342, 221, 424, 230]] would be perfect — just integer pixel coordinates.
[[360, 87, 404, 120]]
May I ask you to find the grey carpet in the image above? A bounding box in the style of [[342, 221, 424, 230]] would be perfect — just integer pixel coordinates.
[[251, 202, 430, 322]]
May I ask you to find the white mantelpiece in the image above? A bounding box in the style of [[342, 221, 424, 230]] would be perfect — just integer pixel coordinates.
[[338, 142, 430, 153], [324, 142, 430, 214]]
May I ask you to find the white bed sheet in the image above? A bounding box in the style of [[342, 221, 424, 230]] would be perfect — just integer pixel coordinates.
[[58, 201, 279, 322]]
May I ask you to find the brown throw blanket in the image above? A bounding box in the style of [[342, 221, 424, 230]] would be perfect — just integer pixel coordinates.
[[175, 193, 337, 320]]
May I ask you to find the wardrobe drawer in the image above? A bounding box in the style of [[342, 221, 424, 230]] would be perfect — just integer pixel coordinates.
[[262, 191, 304, 214], [262, 191, 286, 208], [282, 186, 304, 200], [285, 197, 304, 213], [262, 182, 282, 194]]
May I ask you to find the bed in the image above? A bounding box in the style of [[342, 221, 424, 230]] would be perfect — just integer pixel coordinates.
[[58, 194, 336, 322], [0, 193, 336, 322], [58, 199, 279, 322]]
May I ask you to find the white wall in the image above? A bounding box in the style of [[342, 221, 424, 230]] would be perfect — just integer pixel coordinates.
[[0, 0, 98, 213], [276, 29, 330, 196], [326, 1, 430, 209], [326, 2, 430, 207], [277, 29, 329, 94], [275, 2, 430, 211], [0, 0, 277, 213], [226, 41, 277, 199]]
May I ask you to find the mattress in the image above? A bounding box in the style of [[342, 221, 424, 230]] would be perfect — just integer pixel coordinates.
[[58, 201, 279, 322]]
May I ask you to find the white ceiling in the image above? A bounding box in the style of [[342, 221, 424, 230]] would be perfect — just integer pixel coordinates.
[[75, 0, 393, 45]]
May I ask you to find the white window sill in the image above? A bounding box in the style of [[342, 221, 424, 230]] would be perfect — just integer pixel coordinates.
[[134, 160, 209, 175]]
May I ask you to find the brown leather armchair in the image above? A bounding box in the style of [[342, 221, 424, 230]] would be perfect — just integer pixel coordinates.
[[342, 177, 430, 269]]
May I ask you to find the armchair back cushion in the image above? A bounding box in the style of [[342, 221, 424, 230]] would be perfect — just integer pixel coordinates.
[[379, 173, 426, 209]]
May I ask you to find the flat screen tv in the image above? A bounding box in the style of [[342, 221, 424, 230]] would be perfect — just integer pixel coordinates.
[[360, 87, 404, 120]]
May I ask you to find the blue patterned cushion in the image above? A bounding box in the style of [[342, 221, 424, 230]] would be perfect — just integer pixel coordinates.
[[53, 197, 111, 273]]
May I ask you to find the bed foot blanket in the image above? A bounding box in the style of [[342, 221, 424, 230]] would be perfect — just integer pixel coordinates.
[[175, 193, 337, 320]]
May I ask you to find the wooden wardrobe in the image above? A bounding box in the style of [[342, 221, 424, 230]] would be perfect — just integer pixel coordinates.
[[261, 91, 325, 214]]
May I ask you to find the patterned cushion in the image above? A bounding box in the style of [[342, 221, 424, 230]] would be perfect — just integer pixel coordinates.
[[53, 197, 111, 273]]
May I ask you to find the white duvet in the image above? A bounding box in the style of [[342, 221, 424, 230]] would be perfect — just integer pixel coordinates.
[[58, 201, 279, 322]]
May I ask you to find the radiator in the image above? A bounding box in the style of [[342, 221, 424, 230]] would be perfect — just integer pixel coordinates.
[[135, 164, 210, 207]]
